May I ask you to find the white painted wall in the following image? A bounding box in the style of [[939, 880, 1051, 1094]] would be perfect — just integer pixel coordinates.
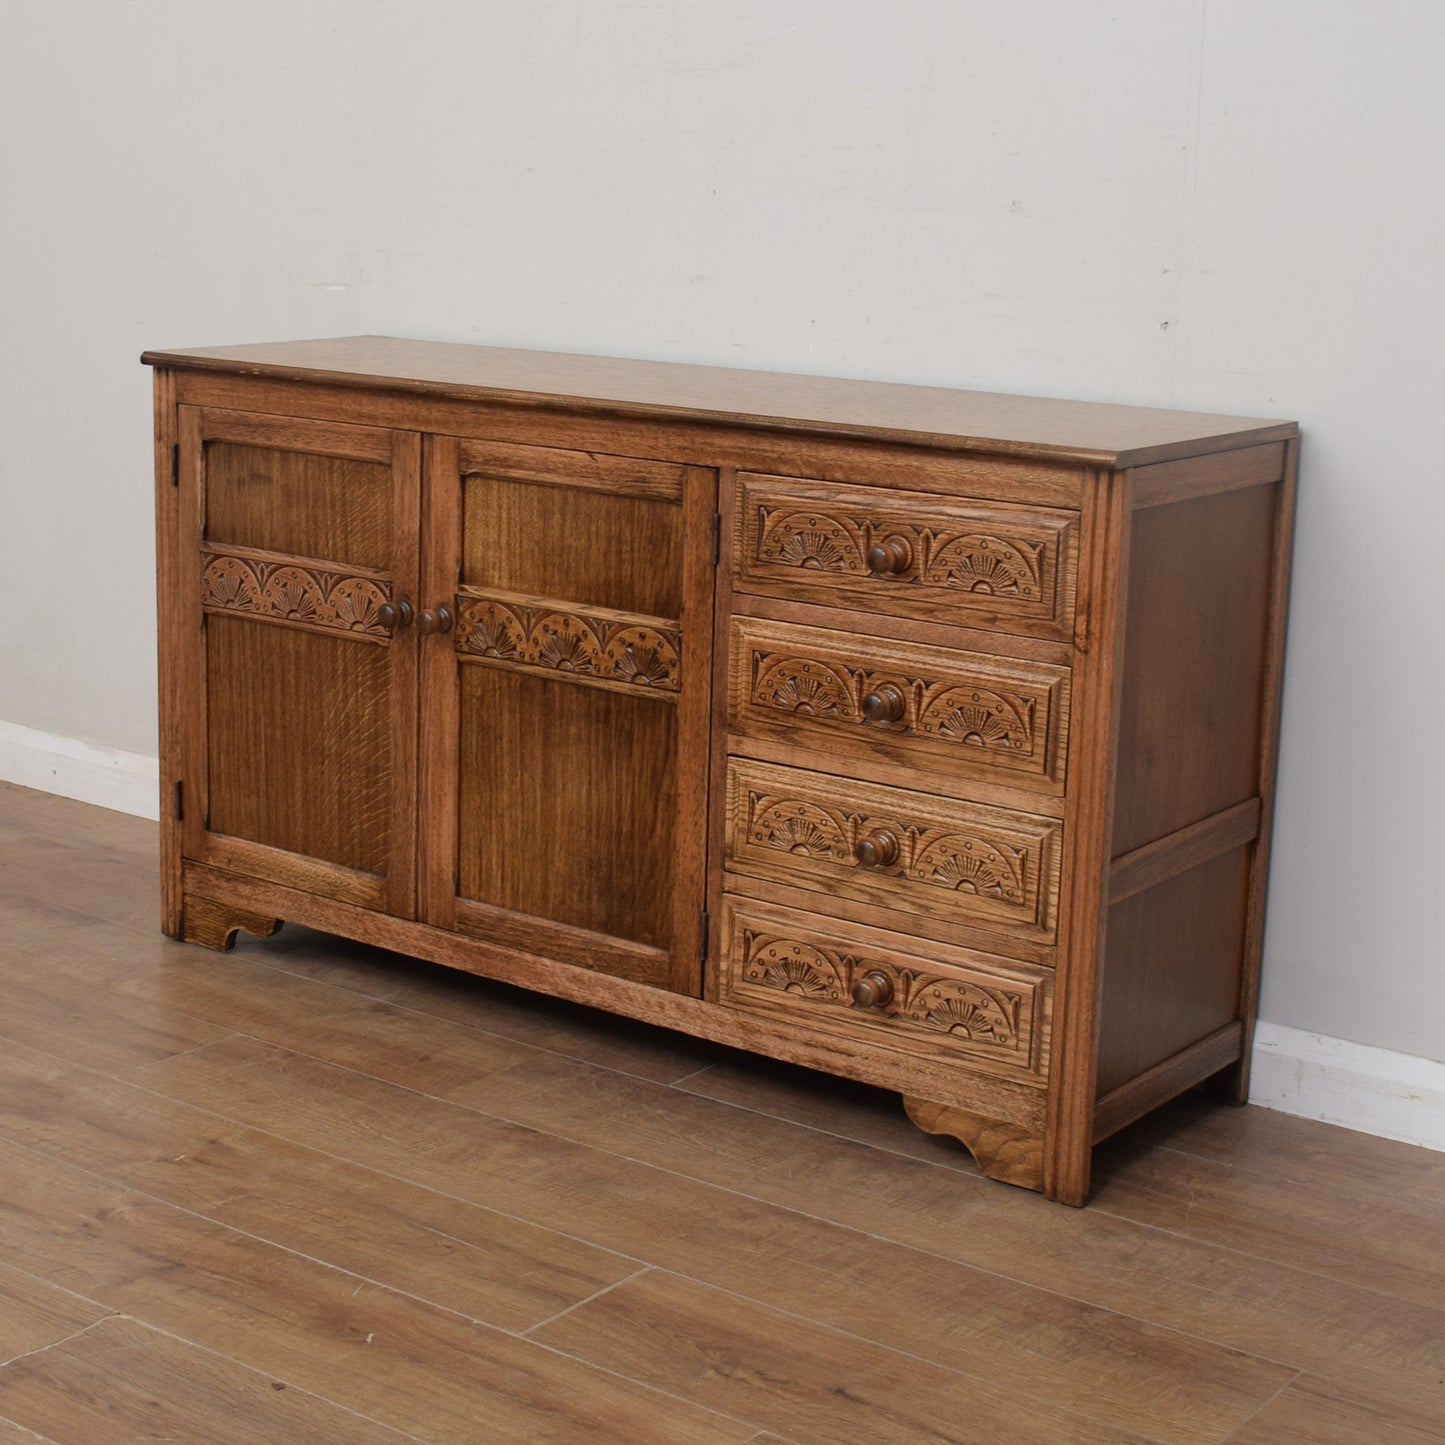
[[3, 1, 1442, 1067]]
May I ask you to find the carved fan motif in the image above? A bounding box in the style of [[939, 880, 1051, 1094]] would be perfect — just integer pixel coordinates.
[[201, 552, 393, 639], [261, 566, 324, 621], [908, 982, 1019, 1046], [917, 687, 1035, 753], [535, 616, 603, 673], [748, 797, 852, 860], [607, 627, 681, 688], [913, 835, 1026, 903], [454, 595, 682, 693], [925, 534, 1042, 598], [756, 510, 867, 573], [742, 934, 846, 999], [201, 556, 261, 612], [751, 656, 856, 719], [463, 605, 526, 660], [328, 578, 388, 632]]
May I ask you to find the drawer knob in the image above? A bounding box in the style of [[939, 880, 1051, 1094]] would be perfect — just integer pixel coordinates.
[[854, 828, 900, 868], [417, 605, 454, 636], [376, 599, 413, 632], [865, 535, 912, 576], [851, 970, 894, 1009], [860, 684, 906, 724]]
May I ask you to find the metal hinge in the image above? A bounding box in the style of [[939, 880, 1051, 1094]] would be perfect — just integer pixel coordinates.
[[711, 513, 721, 565], [174, 780, 184, 821], [171, 443, 179, 487]]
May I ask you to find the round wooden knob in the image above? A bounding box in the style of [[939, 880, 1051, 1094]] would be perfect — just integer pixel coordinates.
[[854, 828, 900, 868], [865, 535, 912, 576], [860, 683, 906, 724], [416, 606, 453, 636], [851, 970, 894, 1009], [377, 599, 413, 632]]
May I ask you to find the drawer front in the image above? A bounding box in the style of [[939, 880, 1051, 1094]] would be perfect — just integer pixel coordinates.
[[726, 759, 1062, 942], [735, 473, 1078, 637], [720, 897, 1051, 1077], [730, 616, 1070, 792]]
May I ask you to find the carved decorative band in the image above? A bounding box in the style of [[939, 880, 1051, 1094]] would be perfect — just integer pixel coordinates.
[[455, 594, 682, 694], [754, 507, 1047, 602], [738, 930, 1027, 1056], [749, 649, 1042, 761], [744, 790, 1036, 916], [200, 551, 392, 640]]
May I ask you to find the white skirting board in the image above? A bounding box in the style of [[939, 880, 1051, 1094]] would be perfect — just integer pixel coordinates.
[[1249, 1021, 1445, 1153], [2, 719, 1442, 1153], [0, 719, 160, 821]]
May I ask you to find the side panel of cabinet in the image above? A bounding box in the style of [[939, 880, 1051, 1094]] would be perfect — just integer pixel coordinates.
[[174, 405, 421, 917], [419, 437, 716, 994]]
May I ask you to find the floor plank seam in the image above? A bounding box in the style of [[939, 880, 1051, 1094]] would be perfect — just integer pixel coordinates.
[[245, 949, 728, 1091], [1216, 1369, 1304, 1441], [5, 1066, 1274, 1434], [666, 1074, 983, 1178], [0, 1316, 119, 1371], [0, 1134, 597, 1345], [5, 1021, 1438, 1399], [515, 1327, 770, 1440], [110, 1039, 1398, 1385], [630, 1265, 1184, 1445], [0, 1411, 59, 1444], [519, 1264, 654, 1338], [1082, 1192, 1445, 1319]]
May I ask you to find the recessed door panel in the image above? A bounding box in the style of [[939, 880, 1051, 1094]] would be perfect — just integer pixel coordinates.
[[421, 436, 714, 994], [178, 407, 420, 915]]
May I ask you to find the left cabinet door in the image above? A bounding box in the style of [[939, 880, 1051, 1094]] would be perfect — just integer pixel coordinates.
[[174, 406, 421, 917]]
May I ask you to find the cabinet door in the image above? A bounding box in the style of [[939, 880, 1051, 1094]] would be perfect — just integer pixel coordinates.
[[176, 406, 421, 916], [419, 437, 715, 994]]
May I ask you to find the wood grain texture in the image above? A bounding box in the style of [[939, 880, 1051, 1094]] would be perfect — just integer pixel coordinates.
[[203, 435, 393, 569], [151, 343, 1297, 1205], [736, 472, 1078, 638], [204, 616, 393, 875], [531, 1268, 1150, 1444], [0, 1316, 413, 1445], [144, 335, 1297, 468], [1095, 848, 1253, 1097], [1110, 483, 1275, 855], [12, 787, 1445, 1445], [726, 757, 1062, 943], [457, 665, 678, 950], [127, 1038, 1294, 1441], [902, 1096, 1046, 1190], [729, 615, 1071, 792], [718, 896, 1051, 1086], [462, 467, 683, 618], [0, 1139, 750, 1444]]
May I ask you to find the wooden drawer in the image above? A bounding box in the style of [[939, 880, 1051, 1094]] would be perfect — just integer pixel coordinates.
[[726, 758, 1062, 943], [730, 616, 1070, 793], [719, 897, 1051, 1078], [735, 473, 1078, 637]]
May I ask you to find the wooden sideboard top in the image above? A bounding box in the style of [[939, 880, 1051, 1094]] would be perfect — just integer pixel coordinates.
[[142, 335, 1296, 468]]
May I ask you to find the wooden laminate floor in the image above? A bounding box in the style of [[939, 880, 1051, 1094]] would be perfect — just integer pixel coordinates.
[[0, 782, 1441, 1444]]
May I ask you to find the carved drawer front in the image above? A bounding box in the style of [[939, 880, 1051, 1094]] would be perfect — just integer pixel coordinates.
[[735, 474, 1078, 638], [731, 616, 1070, 793], [720, 897, 1051, 1077], [726, 759, 1061, 943]]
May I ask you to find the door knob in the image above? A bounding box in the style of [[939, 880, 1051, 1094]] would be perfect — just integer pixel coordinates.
[[376, 599, 413, 632], [851, 970, 894, 1008], [865, 535, 912, 576], [416, 606, 453, 636]]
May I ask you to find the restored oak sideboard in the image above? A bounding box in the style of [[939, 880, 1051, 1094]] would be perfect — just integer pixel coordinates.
[[145, 336, 1297, 1204]]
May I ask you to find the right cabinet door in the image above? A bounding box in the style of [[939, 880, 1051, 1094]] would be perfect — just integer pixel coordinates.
[[419, 437, 716, 994]]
